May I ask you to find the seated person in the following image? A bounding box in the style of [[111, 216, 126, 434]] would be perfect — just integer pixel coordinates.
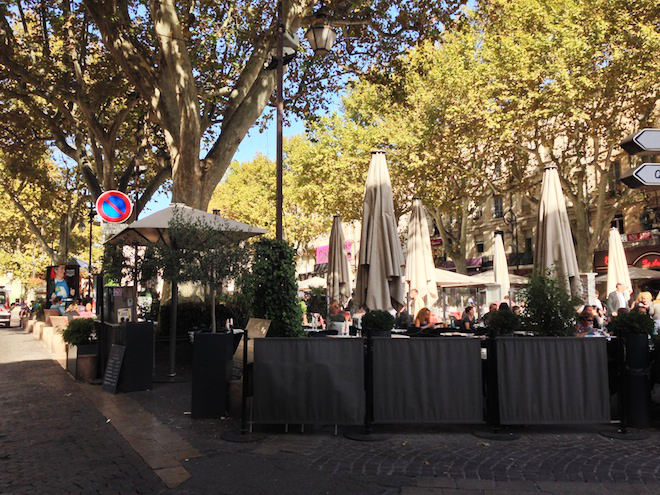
[[414, 307, 435, 331], [580, 305, 602, 329], [329, 299, 342, 317], [460, 306, 476, 332], [482, 302, 498, 327], [395, 309, 411, 329], [50, 297, 66, 316], [65, 299, 81, 314], [575, 314, 595, 336]]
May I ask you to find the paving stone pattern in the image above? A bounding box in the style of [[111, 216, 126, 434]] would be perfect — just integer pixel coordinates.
[[3, 325, 660, 495], [0, 328, 165, 494]]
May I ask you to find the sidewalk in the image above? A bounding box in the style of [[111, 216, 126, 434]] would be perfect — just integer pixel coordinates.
[[2, 325, 660, 494]]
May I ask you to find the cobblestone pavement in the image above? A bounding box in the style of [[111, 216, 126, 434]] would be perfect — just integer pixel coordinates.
[[0, 326, 165, 494], [3, 326, 660, 494]]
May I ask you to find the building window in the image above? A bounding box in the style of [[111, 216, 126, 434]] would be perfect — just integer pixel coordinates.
[[521, 198, 531, 215], [493, 196, 504, 218], [611, 213, 624, 234], [476, 238, 484, 254], [525, 236, 533, 254]]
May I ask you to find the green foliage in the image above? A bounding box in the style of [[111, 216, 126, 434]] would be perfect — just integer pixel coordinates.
[[248, 238, 303, 338], [306, 287, 328, 319], [607, 311, 654, 337], [157, 209, 250, 286], [220, 290, 253, 330], [159, 302, 234, 336], [209, 153, 330, 248], [102, 244, 129, 285], [33, 299, 46, 321], [361, 310, 396, 334], [62, 318, 97, 346], [520, 271, 580, 336], [487, 309, 521, 336]]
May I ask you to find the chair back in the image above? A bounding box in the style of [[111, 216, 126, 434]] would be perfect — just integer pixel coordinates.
[[43, 309, 60, 325], [50, 315, 70, 333]]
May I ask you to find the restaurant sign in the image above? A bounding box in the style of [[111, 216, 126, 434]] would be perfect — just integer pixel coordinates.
[[316, 240, 354, 265], [634, 253, 660, 270]]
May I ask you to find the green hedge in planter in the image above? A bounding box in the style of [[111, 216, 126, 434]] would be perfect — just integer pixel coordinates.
[[486, 309, 521, 336], [362, 310, 395, 334], [62, 318, 97, 346], [520, 271, 580, 336], [248, 238, 303, 338], [607, 310, 654, 336], [159, 302, 234, 336]]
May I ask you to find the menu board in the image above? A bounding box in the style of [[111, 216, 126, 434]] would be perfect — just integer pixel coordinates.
[[102, 344, 126, 394]]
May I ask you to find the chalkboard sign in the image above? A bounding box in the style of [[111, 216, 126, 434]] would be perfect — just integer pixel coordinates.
[[103, 344, 126, 394]]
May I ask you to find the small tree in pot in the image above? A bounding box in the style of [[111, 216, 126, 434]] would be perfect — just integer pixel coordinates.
[[520, 270, 580, 336], [361, 310, 395, 337], [486, 308, 521, 336], [62, 318, 98, 382], [62, 317, 97, 346], [247, 238, 303, 338]]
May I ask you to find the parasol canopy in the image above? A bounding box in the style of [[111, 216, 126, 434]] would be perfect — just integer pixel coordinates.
[[354, 151, 405, 312], [534, 166, 581, 294], [405, 198, 438, 316], [326, 216, 352, 305]]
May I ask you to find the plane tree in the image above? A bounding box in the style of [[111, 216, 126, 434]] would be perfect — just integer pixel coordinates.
[[80, 0, 467, 209]]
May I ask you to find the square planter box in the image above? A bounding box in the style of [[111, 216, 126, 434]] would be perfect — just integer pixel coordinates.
[[496, 337, 610, 425], [67, 343, 99, 382]]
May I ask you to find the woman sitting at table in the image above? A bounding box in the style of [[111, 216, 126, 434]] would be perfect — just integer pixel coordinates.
[[460, 306, 476, 332], [329, 299, 342, 317], [414, 307, 435, 331]]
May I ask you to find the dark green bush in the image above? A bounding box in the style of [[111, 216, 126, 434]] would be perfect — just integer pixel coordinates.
[[361, 310, 395, 333], [248, 238, 303, 338], [159, 302, 234, 335], [607, 310, 654, 336], [306, 287, 328, 319], [62, 318, 97, 345], [487, 309, 521, 336], [220, 290, 253, 329], [520, 271, 580, 336]]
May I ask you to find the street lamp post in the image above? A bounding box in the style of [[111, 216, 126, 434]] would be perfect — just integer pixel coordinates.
[[88, 201, 94, 298], [274, 4, 336, 240], [276, 1, 284, 240]]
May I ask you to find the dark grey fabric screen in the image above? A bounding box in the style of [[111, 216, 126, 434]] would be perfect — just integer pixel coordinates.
[[497, 337, 610, 425], [253, 338, 364, 425], [372, 338, 484, 424]]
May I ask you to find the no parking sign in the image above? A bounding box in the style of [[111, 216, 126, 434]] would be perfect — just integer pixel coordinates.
[[96, 190, 133, 223]]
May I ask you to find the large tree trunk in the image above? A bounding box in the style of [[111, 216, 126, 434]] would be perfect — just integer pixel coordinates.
[[83, 0, 306, 210]]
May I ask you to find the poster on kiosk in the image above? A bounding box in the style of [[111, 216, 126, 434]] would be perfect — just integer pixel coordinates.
[[46, 264, 80, 305]]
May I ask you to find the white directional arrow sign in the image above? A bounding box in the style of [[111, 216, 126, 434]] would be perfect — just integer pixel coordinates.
[[621, 163, 660, 188], [620, 128, 660, 155]]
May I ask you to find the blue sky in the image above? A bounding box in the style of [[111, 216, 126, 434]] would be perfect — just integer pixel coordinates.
[[142, 114, 307, 215]]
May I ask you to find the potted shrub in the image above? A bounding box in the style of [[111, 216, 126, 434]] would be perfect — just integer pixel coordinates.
[[154, 210, 252, 419], [62, 318, 98, 382], [520, 270, 580, 336], [361, 310, 395, 337], [494, 271, 610, 425], [607, 310, 654, 428], [486, 308, 521, 336], [248, 238, 303, 337]]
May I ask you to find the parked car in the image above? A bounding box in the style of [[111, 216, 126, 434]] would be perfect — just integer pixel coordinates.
[[0, 288, 10, 327]]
